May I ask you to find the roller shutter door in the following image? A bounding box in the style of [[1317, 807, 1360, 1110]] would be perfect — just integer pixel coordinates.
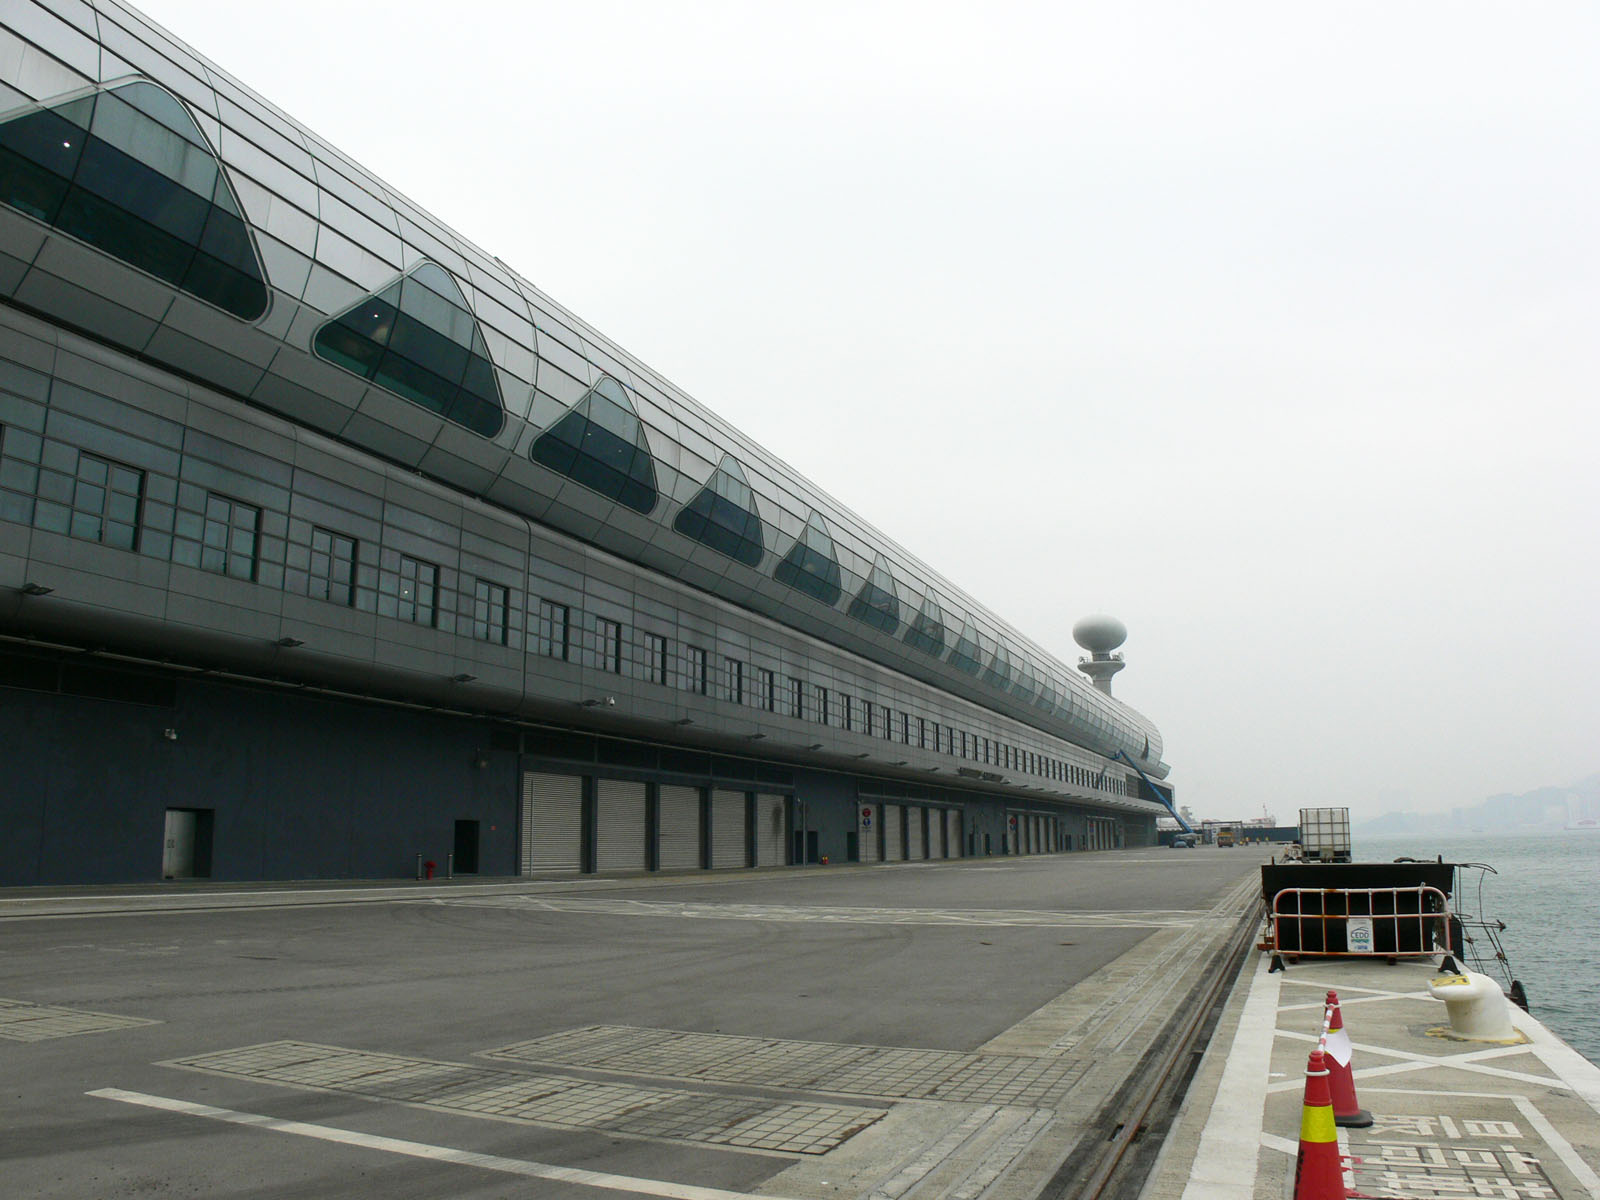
[[596, 779, 648, 872], [859, 803, 880, 864], [756, 793, 787, 866], [710, 789, 747, 869], [520, 772, 584, 874], [932, 811, 947, 858], [658, 785, 701, 870], [946, 810, 963, 858], [883, 805, 904, 861], [907, 808, 925, 860]]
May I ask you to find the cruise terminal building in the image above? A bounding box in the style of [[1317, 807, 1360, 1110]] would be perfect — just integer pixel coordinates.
[[0, 0, 1174, 887]]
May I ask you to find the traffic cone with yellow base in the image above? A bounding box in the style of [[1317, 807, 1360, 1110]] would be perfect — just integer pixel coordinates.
[[1323, 991, 1373, 1127], [1295, 1048, 1347, 1200]]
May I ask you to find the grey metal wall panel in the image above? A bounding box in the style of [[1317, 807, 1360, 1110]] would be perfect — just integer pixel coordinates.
[[755, 793, 785, 867], [595, 778, 647, 873], [658, 784, 700, 871], [709, 789, 745, 869], [945, 809, 963, 859], [520, 771, 582, 874]]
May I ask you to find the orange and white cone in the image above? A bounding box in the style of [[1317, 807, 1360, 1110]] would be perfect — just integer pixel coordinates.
[[1323, 990, 1373, 1128], [1295, 1048, 1347, 1200]]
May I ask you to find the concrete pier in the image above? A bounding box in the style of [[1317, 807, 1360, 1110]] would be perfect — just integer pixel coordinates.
[[1, 847, 1264, 1199]]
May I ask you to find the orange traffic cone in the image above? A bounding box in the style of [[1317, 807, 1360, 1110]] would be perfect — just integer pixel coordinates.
[[1323, 991, 1373, 1128], [1295, 1048, 1347, 1200]]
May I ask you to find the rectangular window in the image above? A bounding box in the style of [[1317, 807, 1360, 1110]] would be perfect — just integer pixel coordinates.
[[201, 493, 259, 580], [473, 580, 510, 646], [309, 526, 356, 606], [790, 677, 805, 719], [881, 706, 892, 740], [917, 717, 927, 749], [65, 451, 143, 550], [901, 712, 911, 745], [814, 685, 828, 726], [758, 667, 775, 712], [645, 633, 668, 684], [726, 657, 744, 704], [860, 699, 873, 736], [537, 599, 569, 659], [841, 694, 853, 732], [399, 555, 439, 627], [685, 645, 707, 694], [593, 617, 621, 672]]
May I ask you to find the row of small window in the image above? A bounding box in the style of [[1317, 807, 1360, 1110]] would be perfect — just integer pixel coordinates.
[[0, 426, 1129, 796]]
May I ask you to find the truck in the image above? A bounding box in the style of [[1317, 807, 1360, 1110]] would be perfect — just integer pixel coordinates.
[[1297, 807, 1352, 862], [1215, 827, 1236, 848]]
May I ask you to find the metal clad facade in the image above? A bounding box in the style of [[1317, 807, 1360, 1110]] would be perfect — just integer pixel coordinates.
[[907, 807, 925, 860], [710, 789, 747, 869], [755, 793, 786, 866], [658, 785, 701, 870], [595, 779, 647, 872], [946, 809, 963, 858], [520, 772, 583, 874]]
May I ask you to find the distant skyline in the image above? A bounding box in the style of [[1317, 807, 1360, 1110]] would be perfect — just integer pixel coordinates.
[[130, 0, 1600, 822]]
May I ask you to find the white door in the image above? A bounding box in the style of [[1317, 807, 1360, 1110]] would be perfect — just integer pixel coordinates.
[[883, 805, 904, 861], [658, 785, 701, 870], [520, 772, 584, 873], [756, 794, 787, 866], [596, 779, 648, 872], [710, 790, 746, 869], [859, 803, 880, 864], [162, 809, 196, 879]]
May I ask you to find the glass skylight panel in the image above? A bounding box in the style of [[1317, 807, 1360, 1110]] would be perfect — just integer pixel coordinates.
[[0, 81, 269, 319], [903, 587, 946, 656], [313, 261, 504, 437], [949, 615, 983, 675], [672, 453, 764, 567], [983, 640, 1013, 690], [847, 554, 901, 635], [774, 510, 842, 605], [529, 376, 658, 513]]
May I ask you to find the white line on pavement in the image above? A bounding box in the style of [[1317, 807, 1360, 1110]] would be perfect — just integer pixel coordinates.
[[88, 1089, 796, 1200]]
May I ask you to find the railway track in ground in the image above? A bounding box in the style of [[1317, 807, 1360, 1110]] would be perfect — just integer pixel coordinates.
[[1039, 894, 1266, 1200]]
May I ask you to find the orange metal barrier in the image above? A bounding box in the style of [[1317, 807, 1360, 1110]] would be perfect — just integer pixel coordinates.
[[1271, 885, 1452, 958]]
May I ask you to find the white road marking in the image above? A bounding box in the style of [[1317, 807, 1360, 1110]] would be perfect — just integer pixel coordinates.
[[1270, 1030, 1567, 1092], [1180, 954, 1282, 1200], [89, 1089, 799, 1200]]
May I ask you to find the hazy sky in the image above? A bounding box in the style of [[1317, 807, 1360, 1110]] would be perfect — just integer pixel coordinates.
[[132, 0, 1599, 822]]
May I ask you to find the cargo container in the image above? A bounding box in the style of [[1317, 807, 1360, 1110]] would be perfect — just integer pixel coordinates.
[[1297, 807, 1352, 862]]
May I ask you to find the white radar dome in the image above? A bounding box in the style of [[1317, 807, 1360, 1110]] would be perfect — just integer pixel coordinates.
[[1072, 614, 1128, 654]]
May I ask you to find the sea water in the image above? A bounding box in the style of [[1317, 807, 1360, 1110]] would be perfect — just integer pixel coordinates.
[[1359, 830, 1599, 1066]]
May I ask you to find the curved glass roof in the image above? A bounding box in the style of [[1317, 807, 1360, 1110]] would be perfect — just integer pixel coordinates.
[[949, 615, 983, 676], [314, 262, 504, 437], [530, 376, 658, 513], [903, 588, 947, 657], [847, 554, 901, 635], [0, 81, 268, 319], [774, 510, 842, 606], [673, 454, 765, 567], [983, 640, 1014, 691]]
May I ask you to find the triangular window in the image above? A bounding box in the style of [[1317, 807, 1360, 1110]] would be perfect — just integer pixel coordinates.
[[902, 587, 946, 656], [0, 81, 268, 319], [529, 376, 657, 513], [314, 262, 504, 437], [983, 640, 1013, 691], [774, 510, 842, 605], [948, 615, 983, 675], [672, 454, 764, 566], [847, 554, 900, 635]]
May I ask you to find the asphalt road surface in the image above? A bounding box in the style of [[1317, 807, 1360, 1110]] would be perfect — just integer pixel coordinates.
[[1, 846, 1270, 1199]]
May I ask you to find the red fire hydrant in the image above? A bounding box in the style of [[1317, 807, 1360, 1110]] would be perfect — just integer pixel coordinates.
[[424, 860, 436, 880]]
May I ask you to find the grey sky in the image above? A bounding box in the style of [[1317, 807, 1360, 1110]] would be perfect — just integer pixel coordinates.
[[134, 0, 1599, 822]]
